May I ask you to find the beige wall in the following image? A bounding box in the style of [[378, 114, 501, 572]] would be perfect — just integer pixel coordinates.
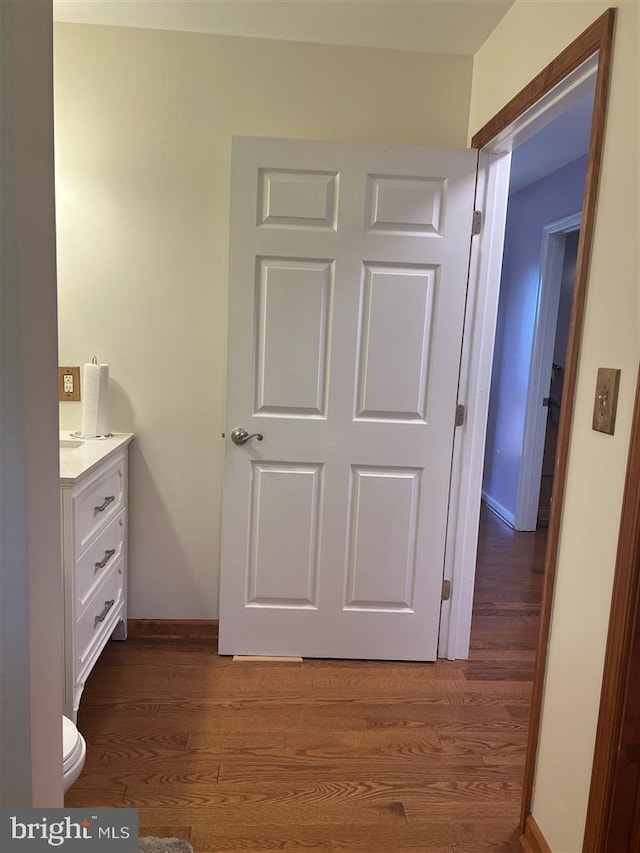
[[54, 23, 473, 619], [471, 1, 639, 849]]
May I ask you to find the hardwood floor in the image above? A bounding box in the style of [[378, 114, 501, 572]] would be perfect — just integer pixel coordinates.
[[67, 507, 545, 852]]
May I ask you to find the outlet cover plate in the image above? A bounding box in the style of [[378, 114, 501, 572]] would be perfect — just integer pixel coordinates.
[[592, 367, 621, 435], [58, 366, 81, 402]]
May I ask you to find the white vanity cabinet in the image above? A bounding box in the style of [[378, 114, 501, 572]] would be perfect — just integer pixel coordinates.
[[60, 434, 133, 721]]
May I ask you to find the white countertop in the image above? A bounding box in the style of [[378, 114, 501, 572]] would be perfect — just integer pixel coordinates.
[[59, 431, 134, 485]]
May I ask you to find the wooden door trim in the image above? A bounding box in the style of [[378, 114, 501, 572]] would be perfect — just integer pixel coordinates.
[[520, 815, 552, 853], [471, 10, 614, 151], [583, 366, 640, 849], [470, 7, 616, 833]]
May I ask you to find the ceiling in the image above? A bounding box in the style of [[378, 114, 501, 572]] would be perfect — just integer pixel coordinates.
[[509, 91, 595, 195], [53, 0, 515, 55]]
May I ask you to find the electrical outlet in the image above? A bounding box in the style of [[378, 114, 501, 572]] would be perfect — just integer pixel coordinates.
[[58, 366, 81, 402]]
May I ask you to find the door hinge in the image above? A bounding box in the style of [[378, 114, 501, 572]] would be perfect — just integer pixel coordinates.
[[472, 210, 482, 236], [442, 579, 452, 601], [455, 403, 465, 427]]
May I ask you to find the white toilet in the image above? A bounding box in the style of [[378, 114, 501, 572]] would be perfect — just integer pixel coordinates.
[[62, 715, 86, 792]]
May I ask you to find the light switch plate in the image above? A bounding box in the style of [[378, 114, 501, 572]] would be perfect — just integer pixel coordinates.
[[592, 367, 621, 435], [58, 366, 81, 402]]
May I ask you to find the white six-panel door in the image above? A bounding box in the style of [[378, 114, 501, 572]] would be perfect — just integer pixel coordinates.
[[218, 137, 477, 660]]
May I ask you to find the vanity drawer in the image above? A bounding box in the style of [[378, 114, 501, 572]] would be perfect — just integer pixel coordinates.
[[72, 453, 126, 555], [75, 510, 126, 612], [75, 559, 124, 681]]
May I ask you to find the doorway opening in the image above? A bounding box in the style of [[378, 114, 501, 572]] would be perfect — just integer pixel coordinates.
[[524, 221, 581, 530], [452, 10, 616, 839], [476, 89, 593, 627], [480, 88, 592, 536], [440, 47, 602, 666], [468, 77, 593, 839]]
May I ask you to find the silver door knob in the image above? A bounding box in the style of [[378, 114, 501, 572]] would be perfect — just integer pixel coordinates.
[[230, 427, 264, 445]]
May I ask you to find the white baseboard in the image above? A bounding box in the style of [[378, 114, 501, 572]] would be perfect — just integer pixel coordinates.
[[481, 491, 516, 528]]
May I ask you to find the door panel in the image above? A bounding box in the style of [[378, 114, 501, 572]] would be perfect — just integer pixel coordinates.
[[345, 466, 421, 611], [247, 462, 322, 608], [258, 169, 339, 229], [219, 137, 477, 661], [255, 258, 333, 416], [366, 174, 445, 234], [356, 264, 436, 421]]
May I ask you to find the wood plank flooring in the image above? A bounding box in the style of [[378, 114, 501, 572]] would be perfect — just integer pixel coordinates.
[[67, 507, 545, 852]]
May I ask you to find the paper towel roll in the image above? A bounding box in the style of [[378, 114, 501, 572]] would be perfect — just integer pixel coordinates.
[[81, 362, 110, 437]]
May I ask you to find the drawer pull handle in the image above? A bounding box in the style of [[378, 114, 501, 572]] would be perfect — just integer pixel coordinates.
[[94, 495, 115, 513], [95, 549, 116, 571], [95, 599, 115, 626]]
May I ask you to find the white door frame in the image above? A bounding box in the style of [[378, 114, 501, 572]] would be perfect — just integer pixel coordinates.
[[439, 53, 598, 660], [514, 212, 582, 532]]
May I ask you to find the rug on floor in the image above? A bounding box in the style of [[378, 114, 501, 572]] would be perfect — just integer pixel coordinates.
[[138, 838, 193, 853]]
